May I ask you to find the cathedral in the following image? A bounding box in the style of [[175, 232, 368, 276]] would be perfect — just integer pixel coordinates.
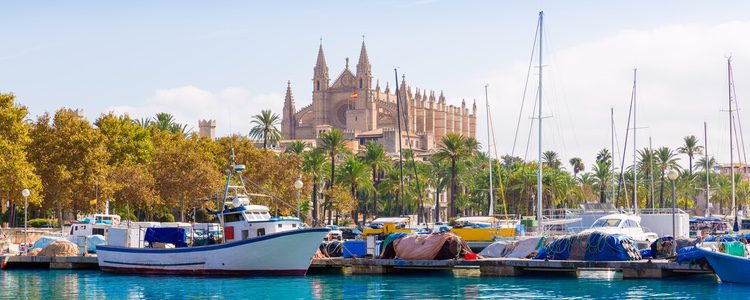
[[281, 41, 477, 153]]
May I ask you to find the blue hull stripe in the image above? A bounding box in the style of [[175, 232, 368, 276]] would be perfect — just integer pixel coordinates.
[[103, 260, 205, 267], [97, 228, 329, 254]]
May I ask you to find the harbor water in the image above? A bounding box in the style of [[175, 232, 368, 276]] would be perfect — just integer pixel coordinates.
[[2, 269, 749, 299]]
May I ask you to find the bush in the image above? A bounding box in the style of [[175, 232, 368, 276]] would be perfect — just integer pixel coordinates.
[[28, 218, 58, 228], [158, 213, 175, 222], [339, 218, 353, 226]]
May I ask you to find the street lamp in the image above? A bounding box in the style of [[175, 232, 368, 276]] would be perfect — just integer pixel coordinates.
[[294, 176, 303, 221], [667, 169, 679, 239], [22, 188, 30, 253]]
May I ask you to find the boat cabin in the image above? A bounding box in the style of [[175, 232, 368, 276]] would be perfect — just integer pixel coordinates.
[[220, 197, 301, 243], [68, 214, 122, 237]]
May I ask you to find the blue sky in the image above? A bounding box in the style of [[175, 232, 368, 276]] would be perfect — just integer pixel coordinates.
[[3, 1, 750, 169]]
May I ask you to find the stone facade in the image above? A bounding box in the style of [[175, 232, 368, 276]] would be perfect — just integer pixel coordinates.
[[281, 41, 476, 153], [198, 119, 216, 140]]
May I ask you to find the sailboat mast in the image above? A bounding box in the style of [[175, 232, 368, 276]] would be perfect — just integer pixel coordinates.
[[633, 69, 638, 212], [486, 84, 494, 216], [611, 108, 615, 201], [729, 58, 736, 219], [705, 121, 710, 216], [394, 69, 405, 216], [536, 11, 544, 228]]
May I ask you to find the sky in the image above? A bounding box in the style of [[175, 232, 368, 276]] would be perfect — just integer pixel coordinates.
[[3, 0, 750, 171]]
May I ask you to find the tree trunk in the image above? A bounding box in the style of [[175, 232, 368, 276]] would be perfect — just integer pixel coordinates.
[[311, 176, 318, 224], [450, 159, 457, 219], [352, 185, 359, 225], [372, 167, 378, 222], [659, 172, 666, 208]]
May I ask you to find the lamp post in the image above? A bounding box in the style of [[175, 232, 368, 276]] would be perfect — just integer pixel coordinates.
[[294, 176, 303, 221], [22, 188, 30, 253], [667, 169, 679, 239]]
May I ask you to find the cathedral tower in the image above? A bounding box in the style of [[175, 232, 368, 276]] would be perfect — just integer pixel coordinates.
[[282, 80, 296, 139], [313, 42, 330, 126]]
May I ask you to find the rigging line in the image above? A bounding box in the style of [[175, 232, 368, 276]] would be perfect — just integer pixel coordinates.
[[523, 86, 540, 161], [511, 19, 541, 157], [616, 78, 636, 201], [731, 76, 748, 165], [397, 80, 425, 224], [488, 98, 510, 220]]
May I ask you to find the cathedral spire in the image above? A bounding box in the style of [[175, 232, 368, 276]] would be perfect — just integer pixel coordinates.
[[315, 42, 328, 75], [357, 40, 370, 69], [314, 42, 329, 92], [285, 80, 294, 105]]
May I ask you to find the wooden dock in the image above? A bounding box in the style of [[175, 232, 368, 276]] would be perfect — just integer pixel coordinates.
[[1, 255, 713, 279], [310, 258, 713, 279]]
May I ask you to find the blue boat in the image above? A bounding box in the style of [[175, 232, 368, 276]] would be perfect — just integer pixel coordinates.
[[697, 247, 750, 283]]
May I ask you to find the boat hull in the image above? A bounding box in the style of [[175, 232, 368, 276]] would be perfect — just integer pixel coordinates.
[[97, 228, 328, 276], [698, 247, 750, 283]]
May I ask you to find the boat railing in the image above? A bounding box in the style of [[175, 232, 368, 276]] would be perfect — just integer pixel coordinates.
[[636, 208, 688, 215]]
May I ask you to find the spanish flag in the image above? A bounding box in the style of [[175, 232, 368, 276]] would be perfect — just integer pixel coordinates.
[[350, 92, 358, 99]]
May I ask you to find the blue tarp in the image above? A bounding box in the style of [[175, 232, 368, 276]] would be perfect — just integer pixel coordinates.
[[703, 234, 750, 242], [31, 236, 63, 250], [677, 246, 706, 265], [534, 232, 640, 261], [144, 227, 188, 248]]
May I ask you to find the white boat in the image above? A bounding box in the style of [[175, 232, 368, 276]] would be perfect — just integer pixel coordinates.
[[97, 150, 329, 276], [580, 213, 658, 246]]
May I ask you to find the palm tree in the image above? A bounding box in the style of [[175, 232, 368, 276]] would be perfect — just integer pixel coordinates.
[[360, 141, 391, 220], [592, 161, 611, 203], [433, 133, 472, 218], [249, 110, 282, 149], [135, 117, 151, 128], [695, 156, 717, 172], [285, 140, 308, 155], [336, 156, 373, 225], [656, 147, 681, 208], [678, 135, 704, 175], [152, 112, 176, 131], [596, 149, 612, 165], [302, 149, 327, 222], [318, 129, 348, 220], [543, 151, 562, 169], [569, 157, 584, 178], [637, 148, 656, 208]]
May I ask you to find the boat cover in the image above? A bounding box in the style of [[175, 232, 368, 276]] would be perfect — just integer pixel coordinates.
[[479, 237, 548, 259], [478, 240, 513, 258], [535, 232, 641, 261], [393, 233, 453, 260], [677, 246, 706, 265], [144, 227, 188, 248], [31, 236, 63, 251], [38, 240, 79, 256]]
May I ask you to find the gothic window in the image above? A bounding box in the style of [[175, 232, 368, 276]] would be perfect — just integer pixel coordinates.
[[359, 78, 363, 88], [317, 81, 320, 91]]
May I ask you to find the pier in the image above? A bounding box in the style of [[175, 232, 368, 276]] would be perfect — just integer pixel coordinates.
[[3, 256, 712, 279]]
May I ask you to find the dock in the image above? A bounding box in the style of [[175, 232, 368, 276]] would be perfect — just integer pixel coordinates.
[[2, 256, 712, 279], [310, 258, 713, 279]]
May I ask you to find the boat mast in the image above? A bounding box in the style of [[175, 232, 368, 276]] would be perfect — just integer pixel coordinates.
[[611, 108, 615, 201], [394, 69, 405, 216], [705, 121, 711, 216], [486, 84, 494, 216], [632, 69, 638, 212], [729, 59, 736, 214], [536, 11, 544, 229]]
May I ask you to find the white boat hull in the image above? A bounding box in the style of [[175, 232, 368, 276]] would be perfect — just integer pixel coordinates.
[[96, 228, 328, 276]]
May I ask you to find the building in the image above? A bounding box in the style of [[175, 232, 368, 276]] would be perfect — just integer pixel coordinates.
[[198, 119, 216, 140], [281, 41, 477, 154]]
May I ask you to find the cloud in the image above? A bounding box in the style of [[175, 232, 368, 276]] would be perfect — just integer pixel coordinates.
[[107, 86, 283, 136], [484, 21, 750, 169]]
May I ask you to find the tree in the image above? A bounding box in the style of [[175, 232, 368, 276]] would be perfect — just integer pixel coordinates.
[[695, 156, 716, 172], [249, 110, 282, 149], [678, 135, 703, 176], [28, 109, 109, 227], [433, 133, 473, 218], [543, 151, 562, 170], [285, 140, 308, 156], [150, 112, 190, 135], [318, 129, 349, 221], [95, 113, 154, 166], [360, 141, 391, 220], [569, 157, 584, 179], [656, 147, 680, 208], [336, 156, 373, 225], [0, 94, 43, 212], [592, 161, 611, 203], [302, 149, 327, 223]]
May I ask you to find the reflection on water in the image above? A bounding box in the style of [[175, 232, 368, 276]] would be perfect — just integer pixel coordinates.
[[0, 269, 744, 299]]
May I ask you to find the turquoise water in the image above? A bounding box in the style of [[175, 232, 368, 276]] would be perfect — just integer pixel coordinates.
[[1, 269, 748, 299]]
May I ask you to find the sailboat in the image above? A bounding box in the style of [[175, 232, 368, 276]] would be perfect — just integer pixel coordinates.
[[698, 58, 750, 284], [96, 149, 329, 276]]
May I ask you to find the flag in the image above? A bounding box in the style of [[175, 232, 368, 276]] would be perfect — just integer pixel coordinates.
[[350, 92, 358, 99], [90, 199, 97, 206]]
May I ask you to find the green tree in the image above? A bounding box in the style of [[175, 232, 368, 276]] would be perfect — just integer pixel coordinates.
[[302, 149, 327, 223], [318, 129, 349, 221], [543, 151, 562, 170], [285, 140, 308, 156], [360, 141, 391, 220], [433, 133, 473, 218], [336, 156, 373, 225], [569, 157, 584, 179], [0, 94, 43, 211], [28, 109, 109, 227], [678, 135, 703, 176], [249, 110, 282, 149], [656, 147, 680, 208]]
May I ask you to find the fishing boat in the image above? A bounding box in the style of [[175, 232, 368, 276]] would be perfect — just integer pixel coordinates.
[[697, 246, 750, 283], [96, 150, 329, 276]]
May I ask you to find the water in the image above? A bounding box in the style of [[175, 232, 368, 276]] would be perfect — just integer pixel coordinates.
[[1, 269, 748, 299]]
